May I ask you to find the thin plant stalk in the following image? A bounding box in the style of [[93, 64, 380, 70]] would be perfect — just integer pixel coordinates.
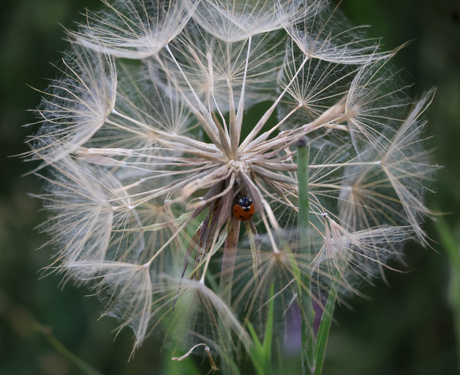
[[297, 138, 339, 375], [218, 216, 243, 375], [220, 215, 241, 304], [296, 138, 315, 374], [35, 323, 102, 375]]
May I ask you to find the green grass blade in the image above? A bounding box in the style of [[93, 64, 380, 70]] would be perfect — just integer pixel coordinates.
[[247, 320, 266, 375], [246, 283, 276, 375], [262, 283, 275, 353], [313, 280, 338, 375]]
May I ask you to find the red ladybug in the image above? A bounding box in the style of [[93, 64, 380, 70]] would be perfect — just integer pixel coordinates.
[[233, 196, 255, 221]]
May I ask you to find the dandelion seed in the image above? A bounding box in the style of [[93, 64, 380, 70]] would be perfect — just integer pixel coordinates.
[[71, 0, 193, 59], [188, 0, 325, 43], [26, 46, 117, 170]]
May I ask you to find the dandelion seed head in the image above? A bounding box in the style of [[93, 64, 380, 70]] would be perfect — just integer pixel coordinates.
[[27, 0, 437, 360]]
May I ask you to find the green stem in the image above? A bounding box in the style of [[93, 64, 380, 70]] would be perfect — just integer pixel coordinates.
[[296, 138, 315, 374], [35, 323, 102, 375]]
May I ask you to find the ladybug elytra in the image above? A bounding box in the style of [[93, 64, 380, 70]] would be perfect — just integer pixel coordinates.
[[232, 196, 255, 221]]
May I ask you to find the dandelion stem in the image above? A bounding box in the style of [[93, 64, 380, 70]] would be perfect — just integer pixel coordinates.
[[220, 215, 241, 304]]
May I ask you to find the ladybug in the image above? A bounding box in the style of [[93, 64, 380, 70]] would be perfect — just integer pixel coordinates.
[[232, 196, 255, 221]]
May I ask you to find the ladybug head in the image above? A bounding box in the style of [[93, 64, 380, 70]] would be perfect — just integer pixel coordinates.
[[237, 196, 253, 210]]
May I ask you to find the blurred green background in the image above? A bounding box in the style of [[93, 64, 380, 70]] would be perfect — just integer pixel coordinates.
[[0, 0, 459, 374]]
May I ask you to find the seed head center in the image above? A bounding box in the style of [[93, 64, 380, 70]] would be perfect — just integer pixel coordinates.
[[227, 160, 249, 174]]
